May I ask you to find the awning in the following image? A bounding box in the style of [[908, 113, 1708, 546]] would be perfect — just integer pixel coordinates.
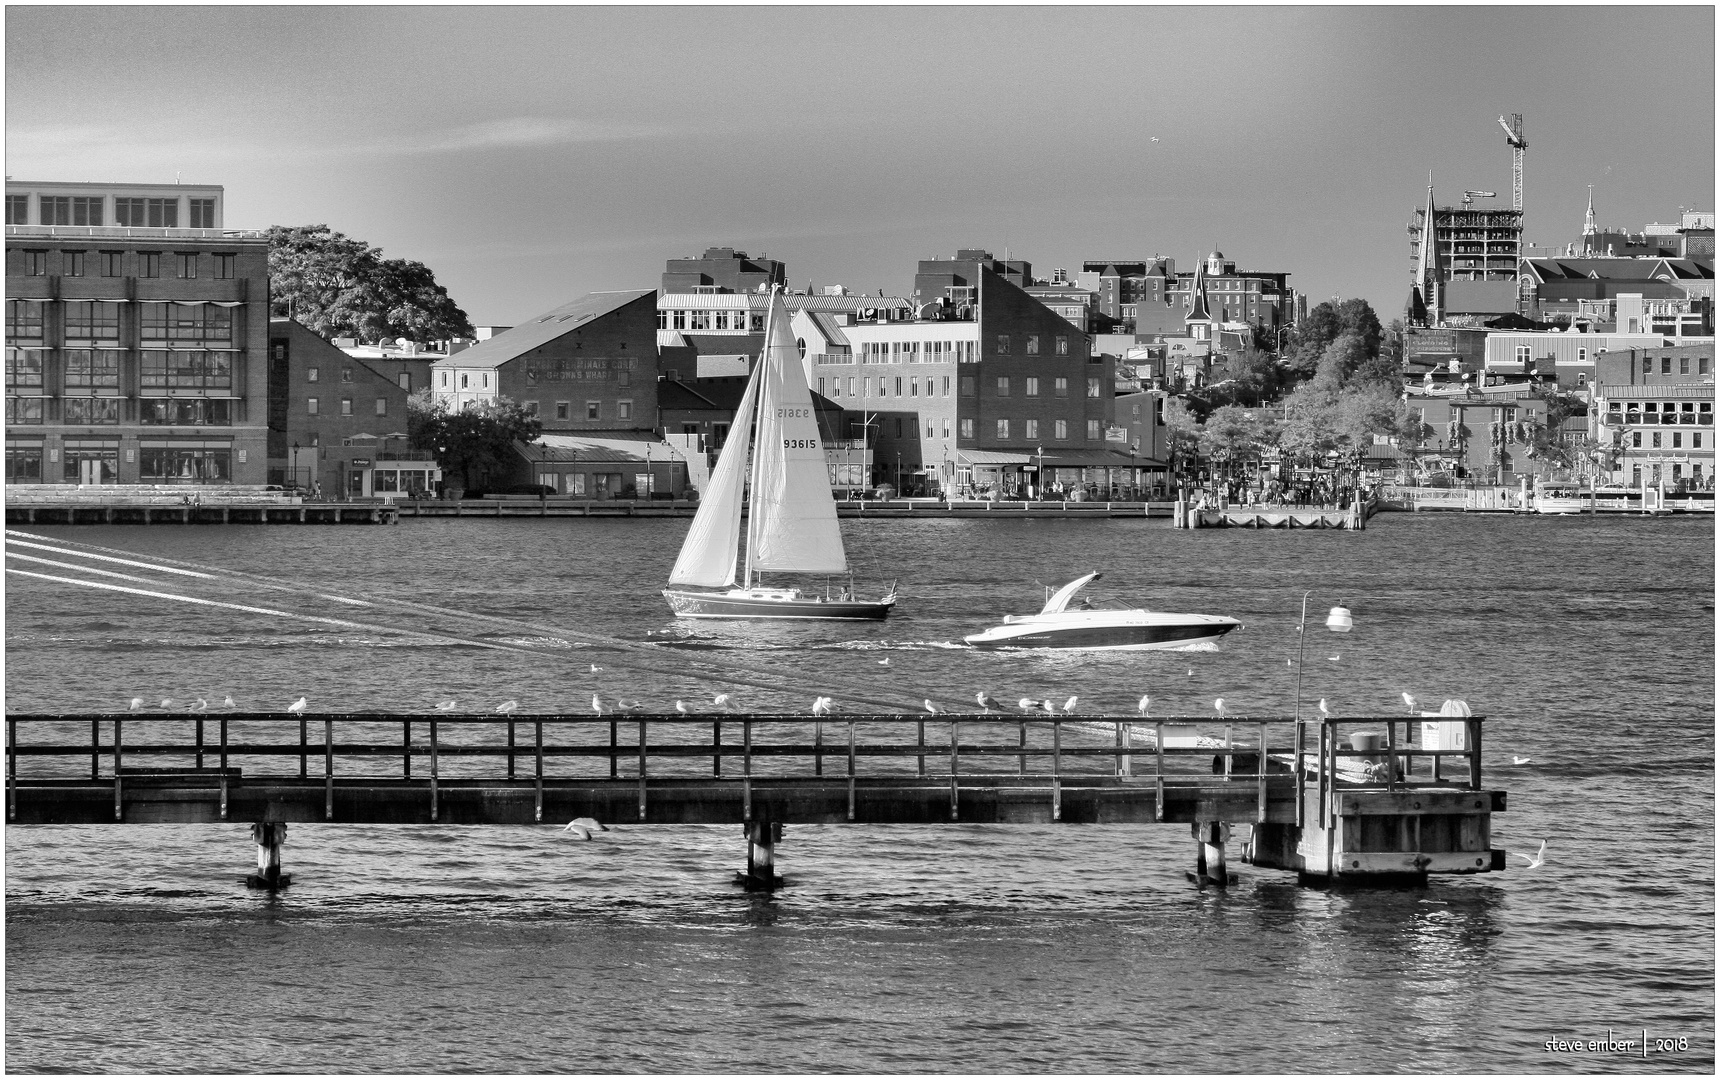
[[522, 434, 689, 465], [1040, 451, 1165, 469], [955, 449, 1032, 466]]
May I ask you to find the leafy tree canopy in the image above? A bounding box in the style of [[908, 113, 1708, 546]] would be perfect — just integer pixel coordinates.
[[1284, 298, 1383, 377], [268, 225, 474, 344], [408, 391, 541, 492]]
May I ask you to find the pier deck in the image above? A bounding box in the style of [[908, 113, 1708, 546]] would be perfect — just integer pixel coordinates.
[[8, 714, 1506, 887]]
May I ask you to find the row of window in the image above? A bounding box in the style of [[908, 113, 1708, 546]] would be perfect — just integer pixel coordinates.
[[1643, 355, 1712, 376], [1628, 431, 1705, 450], [521, 400, 634, 422], [307, 397, 390, 418], [852, 340, 981, 363], [7, 195, 216, 229], [439, 370, 490, 391], [1606, 401, 1714, 424], [1630, 463, 1707, 485], [14, 249, 236, 279], [6, 396, 236, 426], [7, 348, 236, 390], [994, 334, 1073, 357], [304, 365, 412, 391], [4, 442, 233, 484], [819, 374, 954, 401], [7, 301, 236, 342], [660, 310, 766, 332]]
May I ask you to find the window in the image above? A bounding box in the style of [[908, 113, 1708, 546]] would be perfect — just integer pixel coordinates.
[[459, 373, 468, 389], [100, 251, 122, 277], [62, 349, 120, 389], [307, 397, 319, 415], [961, 418, 974, 438], [189, 199, 216, 229], [1025, 419, 1039, 439], [586, 401, 600, 420], [1697, 357, 1710, 375], [139, 252, 160, 277], [1055, 419, 1068, 440], [618, 370, 631, 388], [1651, 432, 1661, 448], [340, 398, 353, 416], [1577, 347, 1587, 363], [1514, 345, 1531, 364], [996, 376, 1010, 397], [1026, 335, 1040, 355], [63, 440, 120, 482], [64, 302, 121, 341], [523, 401, 539, 416], [72, 197, 103, 226], [926, 420, 935, 438], [214, 254, 234, 279], [556, 402, 570, 420], [895, 377, 903, 396], [141, 398, 231, 426], [146, 198, 177, 228], [397, 373, 411, 391], [6, 443, 43, 482], [64, 251, 86, 277], [847, 377, 856, 396], [1087, 420, 1101, 441], [5, 195, 27, 224], [1641, 356, 1652, 375], [1631, 432, 1641, 447], [341, 367, 353, 383], [1025, 377, 1039, 396], [817, 377, 825, 396], [1662, 357, 1672, 375], [6, 348, 45, 388], [1680, 357, 1690, 375], [39, 196, 71, 225], [375, 398, 388, 416], [997, 335, 1010, 354], [894, 419, 903, 438], [942, 376, 950, 396], [139, 443, 230, 483], [996, 419, 1010, 439], [961, 376, 975, 396], [1053, 377, 1068, 397], [1088, 378, 1101, 398], [657, 311, 669, 331], [1695, 433, 1703, 449], [1672, 432, 1682, 448], [1055, 336, 1068, 356], [114, 198, 145, 227], [909, 378, 918, 398], [6, 397, 44, 425], [943, 419, 951, 438], [8, 301, 45, 340], [23, 250, 46, 276], [618, 401, 633, 420], [307, 366, 319, 383]]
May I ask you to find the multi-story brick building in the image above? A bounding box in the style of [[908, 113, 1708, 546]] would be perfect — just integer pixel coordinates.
[[661, 247, 785, 295], [5, 180, 269, 486], [1161, 251, 1297, 338], [1400, 386, 1551, 484], [1592, 343, 1715, 489], [1076, 259, 1176, 334]]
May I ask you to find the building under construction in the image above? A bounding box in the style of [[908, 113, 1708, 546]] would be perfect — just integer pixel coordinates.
[[1406, 114, 1528, 327]]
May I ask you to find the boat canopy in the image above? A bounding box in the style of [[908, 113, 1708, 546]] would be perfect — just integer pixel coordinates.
[[1040, 572, 1101, 615]]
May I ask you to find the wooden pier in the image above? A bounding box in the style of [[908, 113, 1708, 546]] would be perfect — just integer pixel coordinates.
[[1174, 493, 1373, 530], [7, 713, 1506, 891], [6, 502, 397, 526], [393, 497, 1174, 520]]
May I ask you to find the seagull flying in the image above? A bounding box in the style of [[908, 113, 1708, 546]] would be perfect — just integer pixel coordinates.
[[1512, 840, 1547, 869], [434, 700, 457, 712], [977, 692, 1004, 713], [562, 816, 610, 841], [1137, 694, 1150, 717], [287, 697, 308, 715], [496, 700, 519, 714], [1150, 136, 1160, 142], [1063, 696, 1079, 715], [128, 697, 145, 712]]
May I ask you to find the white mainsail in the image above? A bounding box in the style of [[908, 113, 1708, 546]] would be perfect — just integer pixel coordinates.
[[666, 360, 762, 587], [747, 291, 848, 575]]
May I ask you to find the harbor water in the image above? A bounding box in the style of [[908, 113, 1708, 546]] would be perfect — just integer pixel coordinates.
[[5, 513, 1714, 1073]]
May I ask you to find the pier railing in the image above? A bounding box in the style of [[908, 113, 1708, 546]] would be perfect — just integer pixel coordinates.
[[7, 713, 1487, 828]]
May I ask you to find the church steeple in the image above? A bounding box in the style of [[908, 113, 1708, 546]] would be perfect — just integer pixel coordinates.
[[1419, 173, 1442, 327], [1184, 254, 1211, 339], [1582, 186, 1598, 254]]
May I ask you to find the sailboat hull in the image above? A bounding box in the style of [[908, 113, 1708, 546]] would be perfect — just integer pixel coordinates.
[[663, 587, 895, 621]]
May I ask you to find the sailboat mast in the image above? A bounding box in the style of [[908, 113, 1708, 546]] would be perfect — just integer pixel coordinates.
[[742, 288, 776, 589]]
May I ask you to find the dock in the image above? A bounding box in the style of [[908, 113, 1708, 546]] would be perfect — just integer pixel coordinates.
[[4, 485, 396, 526], [393, 496, 1175, 519], [7, 712, 1506, 891], [1174, 492, 1373, 530]]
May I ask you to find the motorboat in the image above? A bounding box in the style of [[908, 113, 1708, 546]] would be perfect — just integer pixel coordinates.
[[963, 573, 1240, 651], [662, 287, 895, 621], [1533, 482, 1588, 515]]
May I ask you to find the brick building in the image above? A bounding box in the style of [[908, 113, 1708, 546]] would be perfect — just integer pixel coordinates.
[[1592, 343, 1715, 489], [5, 180, 269, 486]]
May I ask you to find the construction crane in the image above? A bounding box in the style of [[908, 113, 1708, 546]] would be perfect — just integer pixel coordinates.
[[1498, 114, 1526, 212], [1462, 190, 1497, 208]]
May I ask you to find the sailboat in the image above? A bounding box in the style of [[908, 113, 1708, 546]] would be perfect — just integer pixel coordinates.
[[662, 289, 897, 620]]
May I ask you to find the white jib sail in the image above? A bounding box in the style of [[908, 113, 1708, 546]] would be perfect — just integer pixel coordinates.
[[748, 291, 848, 575], [667, 360, 762, 587]]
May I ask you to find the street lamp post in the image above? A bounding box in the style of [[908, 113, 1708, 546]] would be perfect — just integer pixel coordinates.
[[1036, 445, 1044, 500]]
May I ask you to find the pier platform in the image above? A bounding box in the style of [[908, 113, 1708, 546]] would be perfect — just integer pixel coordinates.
[[392, 497, 1174, 519], [4, 484, 396, 525], [7, 713, 1506, 890]]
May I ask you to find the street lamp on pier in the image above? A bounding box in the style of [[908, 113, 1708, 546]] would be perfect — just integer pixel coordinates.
[[1036, 445, 1044, 500]]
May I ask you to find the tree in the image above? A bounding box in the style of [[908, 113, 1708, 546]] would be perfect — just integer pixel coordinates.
[[1284, 298, 1383, 377], [267, 225, 474, 344], [1163, 396, 1204, 475], [408, 391, 542, 492]]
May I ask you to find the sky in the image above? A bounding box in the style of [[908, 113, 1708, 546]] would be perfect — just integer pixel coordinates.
[[6, 5, 1714, 327]]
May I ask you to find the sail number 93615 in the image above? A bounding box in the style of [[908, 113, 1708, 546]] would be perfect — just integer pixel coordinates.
[[783, 438, 820, 450]]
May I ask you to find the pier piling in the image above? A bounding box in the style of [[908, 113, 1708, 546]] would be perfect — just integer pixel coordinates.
[[1193, 821, 1231, 887], [739, 820, 783, 890], [245, 822, 290, 890]]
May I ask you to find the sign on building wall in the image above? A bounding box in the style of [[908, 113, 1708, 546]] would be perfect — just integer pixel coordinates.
[[526, 357, 639, 383]]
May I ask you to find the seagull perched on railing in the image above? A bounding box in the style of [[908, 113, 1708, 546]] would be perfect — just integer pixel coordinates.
[[811, 696, 833, 716], [222, 696, 237, 710], [924, 699, 942, 714], [713, 694, 732, 712], [1040, 699, 1058, 716], [1213, 698, 1227, 719], [434, 700, 457, 712], [495, 700, 518, 714], [976, 692, 1004, 714], [189, 698, 208, 712], [1017, 697, 1037, 713], [1317, 699, 1330, 719], [159, 698, 175, 710], [128, 697, 145, 712], [1137, 694, 1150, 717], [1063, 695, 1079, 715], [1402, 692, 1418, 713], [562, 817, 610, 841], [287, 697, 308, 715], [591, 694, 604, 716], [675, 700, 690, 715]]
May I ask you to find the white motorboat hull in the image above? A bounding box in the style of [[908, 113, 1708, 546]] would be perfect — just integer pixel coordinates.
[[1534, 497, 1587, 515], [964, 612, 1240, 651]]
